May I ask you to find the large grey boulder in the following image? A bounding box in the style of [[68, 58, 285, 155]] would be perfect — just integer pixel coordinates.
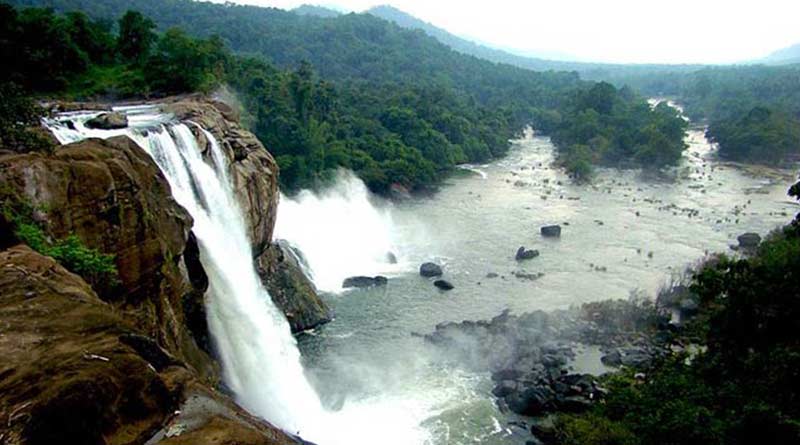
[[737, 232, 761, 249], [85, 112, 128, 129]]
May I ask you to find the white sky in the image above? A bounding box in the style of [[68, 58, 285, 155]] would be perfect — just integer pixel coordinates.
[[225, 0, 800, 64]]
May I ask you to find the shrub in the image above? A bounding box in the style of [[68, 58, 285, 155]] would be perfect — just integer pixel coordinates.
[[3, 188, 119, 292], [555, 413, 636, 445]]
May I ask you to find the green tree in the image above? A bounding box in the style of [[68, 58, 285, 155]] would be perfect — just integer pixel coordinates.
[[116, 10, 155, 62]]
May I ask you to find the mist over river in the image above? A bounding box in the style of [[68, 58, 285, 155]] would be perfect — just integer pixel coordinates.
[[276, 126, 797, 444]]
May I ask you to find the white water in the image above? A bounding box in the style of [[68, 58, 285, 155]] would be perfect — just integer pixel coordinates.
[[275, 170, 411, 293], [142, 124, 326, 435]]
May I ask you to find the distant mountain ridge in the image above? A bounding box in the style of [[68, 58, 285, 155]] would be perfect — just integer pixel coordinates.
[[292, 4, 342, 18], [760, 42, 800, 65], [365, 5, 569, 71], [364, 5, 704, 81]]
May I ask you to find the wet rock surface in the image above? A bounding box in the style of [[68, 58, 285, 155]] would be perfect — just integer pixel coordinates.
[[256, 240, 333, 332], [420, 262, 444, 277], [342, 275, 389, 288], [515, 246, 540, 260], [737, 232, 762, 249], [540, 225, 562, 238], [434, 279, 455, 290], [85, 111, 128, 129], [0, 246, 301, 445]]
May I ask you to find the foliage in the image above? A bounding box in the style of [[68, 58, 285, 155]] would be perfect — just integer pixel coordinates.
[[555, 413, 636, 445], [0, 82, 53, 153], [116, 10, 155, 63], [146, 28, 226, 94], [0, 3, 226, 99], [707, 106, 800, 163], [46, 234, 119, 288], [551, 85, 688, 178], [1, 186, 119, 291]]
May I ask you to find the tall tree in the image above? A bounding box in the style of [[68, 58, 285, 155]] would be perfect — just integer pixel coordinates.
[[116, 10, 155, 62]]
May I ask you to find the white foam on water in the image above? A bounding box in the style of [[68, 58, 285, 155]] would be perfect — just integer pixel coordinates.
[[275, 171, 410, 293]]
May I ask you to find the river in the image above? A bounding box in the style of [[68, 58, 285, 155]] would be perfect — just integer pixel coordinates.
[[277, 126, 798, 444]]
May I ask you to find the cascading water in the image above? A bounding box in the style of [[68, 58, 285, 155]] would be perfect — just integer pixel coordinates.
[[275, 171, 410, 293], [45, 109, 325, 437]]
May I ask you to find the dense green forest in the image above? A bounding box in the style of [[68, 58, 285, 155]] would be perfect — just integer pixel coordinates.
[[555, 177, 800, 444], [5, 0, 689, 190], [617, 65, 800, 163]]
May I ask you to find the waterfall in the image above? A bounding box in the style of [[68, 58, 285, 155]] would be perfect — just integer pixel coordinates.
[[44, 109, 324, 436], [275, 171, 407, 293]]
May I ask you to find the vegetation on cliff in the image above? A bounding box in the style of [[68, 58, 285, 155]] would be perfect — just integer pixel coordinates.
[[3, 0, 689, 191], [1, 185, 119, 292], [552, 177, 800, 444]]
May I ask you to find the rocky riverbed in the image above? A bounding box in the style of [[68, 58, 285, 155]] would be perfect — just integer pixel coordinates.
[[421, 296, 680, 444]]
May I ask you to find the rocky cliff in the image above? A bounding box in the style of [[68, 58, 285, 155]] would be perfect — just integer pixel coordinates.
[[0, 98, 329, 444]]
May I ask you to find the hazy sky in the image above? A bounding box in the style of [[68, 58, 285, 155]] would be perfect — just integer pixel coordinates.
[[222, 0, 800, 64]]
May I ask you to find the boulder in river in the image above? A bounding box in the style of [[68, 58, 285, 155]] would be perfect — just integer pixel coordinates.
[[386, 252, 398, 264], [737, 232, 761, 249], [434, 279, 455, 291], [516, 246, 540, 261], [540, 225, 562, 238], [85, 111, 128, 130], [342, 275, 388, 288], [420, 262, 443, 277]]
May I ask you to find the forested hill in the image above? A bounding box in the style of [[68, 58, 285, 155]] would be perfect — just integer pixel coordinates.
[[6, 0, 687, 190], [8, 0, 580, 104], [292, 4, 341, 18], [759, 42, 800, 65], [366, 4, 569, 71]]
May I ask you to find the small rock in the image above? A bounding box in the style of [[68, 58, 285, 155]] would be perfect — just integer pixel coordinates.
[[420, 262, 443, 277], [386, 252, 398, 264], [540, 225, 561, 238], [516, 246, 540, 261], [342, 276, 388, 288], [434, 279, 454, 291], [601, 349, 622, 367]]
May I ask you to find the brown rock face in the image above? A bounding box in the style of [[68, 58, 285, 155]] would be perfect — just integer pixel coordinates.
[[256, 241, 333, 333], [0, 245, 299, 445], [0, 135, 211, 376], [166, 100, 279, 254]]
